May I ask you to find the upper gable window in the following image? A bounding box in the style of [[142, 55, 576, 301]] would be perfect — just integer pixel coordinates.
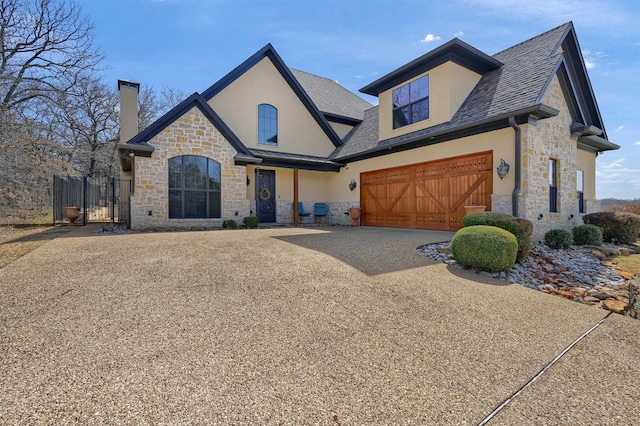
[[392, 75, 429, 129], [258, 104, 278, 146]]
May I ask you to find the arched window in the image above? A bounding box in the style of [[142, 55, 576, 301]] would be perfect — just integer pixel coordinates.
[[168, 156, 221, 218], [258, 104, 278, 146]]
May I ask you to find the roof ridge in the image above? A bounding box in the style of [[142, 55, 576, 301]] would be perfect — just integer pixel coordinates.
[[492, 22, 572, 58]]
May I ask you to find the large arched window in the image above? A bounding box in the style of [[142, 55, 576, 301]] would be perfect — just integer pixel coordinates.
[[258, 104, 278, 146], [168, 156, 221, 218]]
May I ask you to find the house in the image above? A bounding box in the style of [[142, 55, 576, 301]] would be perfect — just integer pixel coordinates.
[[117, 22, 619, 240]]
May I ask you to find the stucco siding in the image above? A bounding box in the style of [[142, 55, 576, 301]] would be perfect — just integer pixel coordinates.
[[378, 61, 482, 141], [328, 127, 514, 204], [208, 57, 336, 158]]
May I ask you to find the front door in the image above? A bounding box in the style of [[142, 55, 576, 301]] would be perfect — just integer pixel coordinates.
[[255, 169, 276, 223]]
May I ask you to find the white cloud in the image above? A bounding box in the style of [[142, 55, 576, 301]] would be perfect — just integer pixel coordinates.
[[596, 158, 640, 190], [635, 140, 640, 145], [582, 50, 596, 69], [581, 50, 609, 70], [420, 34, 441, 43], [615, 126, 625, 131], [454, 31, 464, 37], [466, 0, 624, 28], [354, 75, 363, 79]]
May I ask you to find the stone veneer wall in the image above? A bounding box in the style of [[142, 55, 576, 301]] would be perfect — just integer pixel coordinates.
[[130, 106, 250, 229], [261, 201, 359, 226], [519, 76, 581, 241]]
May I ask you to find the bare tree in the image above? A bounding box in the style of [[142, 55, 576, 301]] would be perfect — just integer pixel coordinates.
[[136, 86, 187, 131], [47, 76, 118, 176], [0, 0, 102, 116]]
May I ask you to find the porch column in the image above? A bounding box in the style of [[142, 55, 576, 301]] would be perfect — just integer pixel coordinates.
[[293, 168, 299, 224]]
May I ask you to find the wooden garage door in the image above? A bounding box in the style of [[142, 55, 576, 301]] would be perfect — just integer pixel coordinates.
[[361, 151, 493, 231]]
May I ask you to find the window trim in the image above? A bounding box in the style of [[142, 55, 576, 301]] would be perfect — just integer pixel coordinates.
[[392, 74, 430, 129], [577, 169, 584, 214], [168, 155, 221, 219], [258, 103, 278, 146], [549, 158, 558, 213]]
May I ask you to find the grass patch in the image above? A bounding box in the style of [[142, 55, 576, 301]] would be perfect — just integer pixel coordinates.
[[1, 211, 53, 226], [612, 254, 640, 277]]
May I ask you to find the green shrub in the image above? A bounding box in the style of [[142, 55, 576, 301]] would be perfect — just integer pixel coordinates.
[[451, 225, 518, 272], [242, 216, 259, 229], [572, 224, 603, 246], [462, 212, 532, 263], [222, 219, 238, 229], [582, 211, 640, 244], [544, 229, 573, 249]]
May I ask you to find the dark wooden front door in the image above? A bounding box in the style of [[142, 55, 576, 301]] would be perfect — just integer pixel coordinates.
[[361, 151, 493, 231], [255, 169, 276, 223]]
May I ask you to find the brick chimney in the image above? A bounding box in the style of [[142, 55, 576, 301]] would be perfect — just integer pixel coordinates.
[[118, 80, 140, 143]]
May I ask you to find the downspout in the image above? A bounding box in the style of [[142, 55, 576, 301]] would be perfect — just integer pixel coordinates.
[[509, 116, 520, 217]]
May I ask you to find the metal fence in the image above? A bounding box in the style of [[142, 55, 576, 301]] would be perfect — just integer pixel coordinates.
[[53, 175, 131, 226]]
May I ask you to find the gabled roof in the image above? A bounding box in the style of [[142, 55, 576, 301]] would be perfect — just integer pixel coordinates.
[[201, 44, 344, 148], [335, 22, 618, 161], [360, 38, 503, 96], [118, 93, 257, 171], [290, 69, 372, 123]]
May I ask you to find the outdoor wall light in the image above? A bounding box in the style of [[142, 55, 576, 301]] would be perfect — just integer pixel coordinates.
[[538, 213, 544, 220], [496, 159, 510, 180], [246, 176, 250, 186], [349, 179, 357, 191]]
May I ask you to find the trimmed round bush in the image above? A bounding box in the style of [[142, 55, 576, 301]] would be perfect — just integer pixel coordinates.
[[222, 219, 238, 229], [544, 229, 573, 249], [451, 225, 518, 272], [572, 224, 603, 246], [583, 211, 640, 244], [243, 216, 259, 229], [462, 212, 533, 263]]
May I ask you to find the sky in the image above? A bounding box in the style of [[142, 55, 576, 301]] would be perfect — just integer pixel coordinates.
[[79, 0, 640, 200]]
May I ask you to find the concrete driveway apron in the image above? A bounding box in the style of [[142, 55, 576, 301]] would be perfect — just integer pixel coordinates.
[[1, 225, 637, 424]]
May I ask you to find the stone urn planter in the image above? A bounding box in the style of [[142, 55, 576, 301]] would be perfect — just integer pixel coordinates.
[[464, 205, 486, 215], [349, 207, 362, 226], [64, 206, 81, 225]]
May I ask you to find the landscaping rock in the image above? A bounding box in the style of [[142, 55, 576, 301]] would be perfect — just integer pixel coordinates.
[[603, 299, 628, 314], [418, 241, 640, 318]]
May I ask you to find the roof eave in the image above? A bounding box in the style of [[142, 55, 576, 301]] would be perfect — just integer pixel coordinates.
[[578, 135, 619, 153], [360, 39, 503, 96], [233, 154, 262, 166], [256, 157, 344, 172], [337, 104, 558, 162], [117, 142, 154, 171]]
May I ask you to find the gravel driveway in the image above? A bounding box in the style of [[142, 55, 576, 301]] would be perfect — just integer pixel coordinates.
[[1, 225, 638, 424]]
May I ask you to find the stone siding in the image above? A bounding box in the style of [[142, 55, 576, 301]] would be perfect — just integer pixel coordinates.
[[262, 201, 359, 226], [130, 107, 250, 229], [491, 194, 513, 215], [519, 75, 580, 241]]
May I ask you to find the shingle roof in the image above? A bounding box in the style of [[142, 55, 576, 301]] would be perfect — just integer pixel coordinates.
[[334, 22, 617, 161], [250, 148, 344, 172], [290, 69, 372, 121], [453, 23, 567, 126]]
